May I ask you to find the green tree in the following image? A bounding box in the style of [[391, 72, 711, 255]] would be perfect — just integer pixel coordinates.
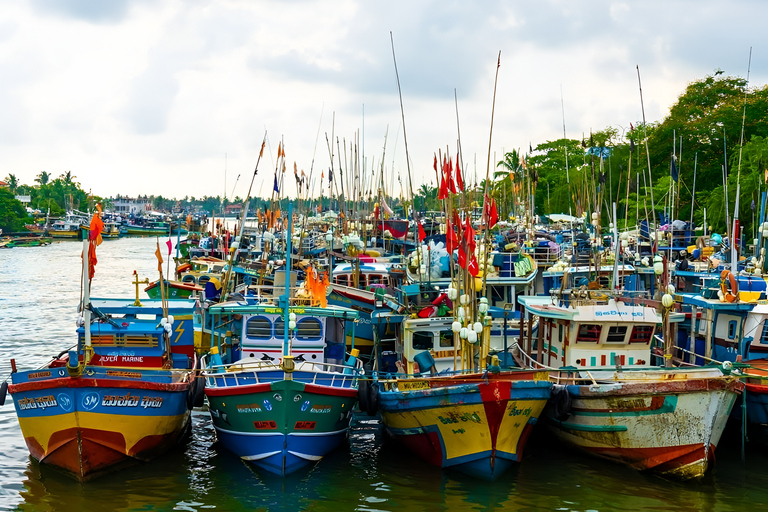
[[35, 171, 50, 186], [4, 174, 18, 194], [0, 188, 31, 232], [648, 72, 768, 232]]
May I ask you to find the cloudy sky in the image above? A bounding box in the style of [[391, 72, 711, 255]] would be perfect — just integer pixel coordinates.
[[0, 0, 765, 203]]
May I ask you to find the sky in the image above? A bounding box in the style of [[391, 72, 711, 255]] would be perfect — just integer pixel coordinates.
[[0, 0, 765, 204]]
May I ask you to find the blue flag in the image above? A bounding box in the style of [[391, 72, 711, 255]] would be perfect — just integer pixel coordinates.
[[273, 173, 279, 193], [670, 156, 678, 182]]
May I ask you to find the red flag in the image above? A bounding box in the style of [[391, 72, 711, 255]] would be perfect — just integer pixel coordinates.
[[433, 154, 438, 172], [437, 177, 449, 200], [446, 157, 457, 194], [452, 210, 463, 238], [457, 242, 467, 269], [418, 222, 426, 242], [455, 155, 464, 192], [467, 253, 479, 277], [446, 220, 458, 253], [166, 239, 173, 255], [464, 215, 476, 254], [489, 198, 498, 229]]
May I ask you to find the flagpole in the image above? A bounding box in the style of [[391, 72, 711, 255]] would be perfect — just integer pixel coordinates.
[[389, 31, 421, 284], [481, 51, 502, 297], [637, 66, 657, 249]]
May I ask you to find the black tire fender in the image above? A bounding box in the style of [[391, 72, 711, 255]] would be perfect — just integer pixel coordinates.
[[357, 378, 370, 414], [366, 382, 379, 416], [551, 385, 572, 421]]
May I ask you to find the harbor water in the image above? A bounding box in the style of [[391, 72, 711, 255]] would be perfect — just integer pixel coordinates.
[[2, 238, 768, 511]]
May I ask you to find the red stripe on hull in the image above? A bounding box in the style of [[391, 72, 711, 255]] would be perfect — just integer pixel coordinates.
[[205, 381, 357, 398], [303, 383, 359, 397], [205, 382, 272, 397], [9, 378, 189, 394], [479, 380, 511, 466], [588, 442, 714, 475]]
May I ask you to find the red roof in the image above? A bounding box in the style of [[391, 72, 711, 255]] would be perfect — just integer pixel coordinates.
[[0, 180, 9, 187]]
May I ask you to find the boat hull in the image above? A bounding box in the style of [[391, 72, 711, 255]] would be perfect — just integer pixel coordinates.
[[9, 370, 192, 480], [546, 370, 742, 479], [378, 371, 552, 480], [145, 280, 202, 300], [205, 370, 358, 475]]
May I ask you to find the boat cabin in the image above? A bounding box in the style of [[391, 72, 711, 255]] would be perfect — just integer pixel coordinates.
[[519, 297, 659, 370], [72, 298, 197, 369], [204, 303, 359, 368]]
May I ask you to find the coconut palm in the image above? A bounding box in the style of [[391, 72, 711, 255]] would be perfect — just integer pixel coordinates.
[[4, 174, 18, 194]]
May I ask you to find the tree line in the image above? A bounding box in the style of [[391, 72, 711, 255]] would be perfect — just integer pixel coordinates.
[[415, 72, 768, 240]]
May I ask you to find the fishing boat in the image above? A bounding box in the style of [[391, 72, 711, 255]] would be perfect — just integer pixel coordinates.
[[101, 221, 121, 240], [4, 224, 198, 480], [49, 212, 89, 240], [144, 279, 203, 300], [200, 206, 363, 476], [518, 293, 743, 479], [369, 313, 552, 481], [0, 236, 52, 248], [124, 221, 173, 236]]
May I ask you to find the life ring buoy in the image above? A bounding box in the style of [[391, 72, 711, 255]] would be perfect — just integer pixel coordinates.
[[720, 270, 739, 302]]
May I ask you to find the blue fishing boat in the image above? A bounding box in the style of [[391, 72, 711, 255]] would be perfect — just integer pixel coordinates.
[[200, 206, 363, 476]]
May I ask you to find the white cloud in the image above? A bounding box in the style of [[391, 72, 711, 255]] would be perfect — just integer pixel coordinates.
[[0, 0, 765, 203]]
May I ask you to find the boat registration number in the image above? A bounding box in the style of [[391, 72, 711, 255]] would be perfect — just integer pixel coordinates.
[[399, 380, 430, 391]]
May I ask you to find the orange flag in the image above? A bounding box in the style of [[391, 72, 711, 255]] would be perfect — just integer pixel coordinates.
[[89, 204, 104, 246], [155, 240, 164, 272]]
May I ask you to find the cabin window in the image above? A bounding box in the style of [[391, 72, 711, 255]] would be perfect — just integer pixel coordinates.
[[728, 320, 737, 340], [558, 324, 563, 342], [412, 331, 433, 351], [181, 275, 197, 284], [576, 324, 602, 343], [605, 325, 628, 344], [629, 325, 655, 344], [296, 318, 323, 341], [246, 316, 272, 339], [274, 319, 285, 336], [198, 275, 211, 286], [368, 274, 384, 285], [438, 330, 454, 348], [761, 321, 768, 344], [334, 275, 347, 286]]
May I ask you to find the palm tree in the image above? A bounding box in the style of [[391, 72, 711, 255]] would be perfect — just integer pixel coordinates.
[[4, 174, 18, 194], [35, 171, 50, 186], [61, 170, 75, 185]]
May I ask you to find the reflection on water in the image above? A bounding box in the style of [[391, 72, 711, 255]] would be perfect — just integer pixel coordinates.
[[2, 239, 768, 511]]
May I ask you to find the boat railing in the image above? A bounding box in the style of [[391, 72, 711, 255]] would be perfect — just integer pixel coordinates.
[[523, 241, 561, 266], [200, 354, 360, 387]]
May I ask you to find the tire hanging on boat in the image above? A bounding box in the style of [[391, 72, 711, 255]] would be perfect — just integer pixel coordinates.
[[551, 385, 572, 421], [357, 378, 370, 414], [366, 382, 379, 416]]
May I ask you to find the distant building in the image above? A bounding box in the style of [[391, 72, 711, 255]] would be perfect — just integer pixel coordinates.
[[112, 197, 152, 215], [225, 204, 243, 216], [0, 180, 8, 188]]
